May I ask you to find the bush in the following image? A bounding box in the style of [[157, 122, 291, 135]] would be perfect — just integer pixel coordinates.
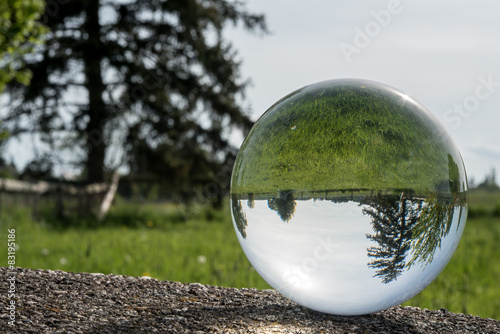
[[468, 206, 489, 218], [493, 202, 500, 217]]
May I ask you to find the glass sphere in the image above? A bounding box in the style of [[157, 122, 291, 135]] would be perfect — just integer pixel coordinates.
[[230, 79, 468, 315]]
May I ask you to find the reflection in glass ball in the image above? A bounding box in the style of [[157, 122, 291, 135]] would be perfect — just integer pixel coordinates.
[[230, 79, 468, 315]]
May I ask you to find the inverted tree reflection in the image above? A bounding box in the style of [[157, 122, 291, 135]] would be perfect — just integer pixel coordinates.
[[363, 194, 422, 284], [406, 193, 454, 268], [267, 190, 297, 222], [231, 194, 248, 239], [407, 154, 467, 267], [364, 191, 464, 283], [247, 193, 255, 209]]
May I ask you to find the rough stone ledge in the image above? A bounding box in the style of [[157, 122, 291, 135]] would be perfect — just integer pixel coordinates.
[[1, 267, 499, 333]]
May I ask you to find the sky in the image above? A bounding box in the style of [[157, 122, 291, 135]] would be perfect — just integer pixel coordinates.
[[224, 0, 500, 185]]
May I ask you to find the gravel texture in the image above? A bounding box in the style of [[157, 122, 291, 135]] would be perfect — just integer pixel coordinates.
[[1, 267, 499, 333]]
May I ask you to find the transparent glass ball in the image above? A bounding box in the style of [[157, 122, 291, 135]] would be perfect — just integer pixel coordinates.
[[230, 79, 468, 315]]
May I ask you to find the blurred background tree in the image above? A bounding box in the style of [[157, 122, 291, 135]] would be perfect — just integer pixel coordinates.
[[0, 0, 47, 174], [476, 167, 499, 191], [2, 0, 267, 204]]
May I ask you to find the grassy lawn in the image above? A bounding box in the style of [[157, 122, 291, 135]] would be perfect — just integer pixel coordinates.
[[232, 80, 465, 195], [1, 201, 267, 289], [1, 189, 499, 319]]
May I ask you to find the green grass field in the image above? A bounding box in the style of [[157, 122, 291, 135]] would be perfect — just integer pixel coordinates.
[[1, 189, 499, 319], [0, 201, 266, 289], [232, 80, 465, 195]]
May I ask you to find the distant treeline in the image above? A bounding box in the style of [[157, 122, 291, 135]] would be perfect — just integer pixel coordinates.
[[468, 202, 500, 218]]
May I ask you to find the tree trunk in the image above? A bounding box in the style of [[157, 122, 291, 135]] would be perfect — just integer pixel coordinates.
[[83, 0, 106, 184], [97, 171, 120, 221]]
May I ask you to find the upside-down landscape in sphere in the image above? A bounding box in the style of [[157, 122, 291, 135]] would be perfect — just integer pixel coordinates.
[[230, 79, 468, 315]]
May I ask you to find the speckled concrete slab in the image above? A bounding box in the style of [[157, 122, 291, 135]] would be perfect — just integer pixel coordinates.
[[1, 267, 499, 333]]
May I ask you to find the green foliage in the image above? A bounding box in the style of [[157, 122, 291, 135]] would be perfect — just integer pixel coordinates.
[[0, 0, 46, 148], [493, 201, 500, 217], [0, 0, 47, 91], [0, 164, 15, 178], [407, 193, 455, 268], [468, 188, 500, 217], [0, 127, 8, 143], [0, 124, 9, 157], [468, 205, 489, 218]]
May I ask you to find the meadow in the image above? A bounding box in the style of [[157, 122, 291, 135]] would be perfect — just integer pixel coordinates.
[[1, 188, 499, 319], [232, 80, 461, 195]]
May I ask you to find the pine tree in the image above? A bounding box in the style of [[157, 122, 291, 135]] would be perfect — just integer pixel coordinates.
[[3, 0, 267, 194], [363, 194, 422, 283]]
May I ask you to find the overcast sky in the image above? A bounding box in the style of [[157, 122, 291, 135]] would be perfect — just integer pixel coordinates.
[[225, 0, 500, 185]]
